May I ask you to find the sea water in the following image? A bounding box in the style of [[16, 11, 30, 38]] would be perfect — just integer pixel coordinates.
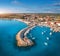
[[0, 19, 60, 56]]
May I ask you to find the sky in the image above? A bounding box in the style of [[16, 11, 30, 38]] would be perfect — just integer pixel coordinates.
[[0, 0, 60, 13]]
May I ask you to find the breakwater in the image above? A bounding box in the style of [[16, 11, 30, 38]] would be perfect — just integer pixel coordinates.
[[16, 25, 35, 47]]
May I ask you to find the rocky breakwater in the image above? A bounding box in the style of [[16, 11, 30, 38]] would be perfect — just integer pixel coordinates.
[[16, 25, 35, 47]]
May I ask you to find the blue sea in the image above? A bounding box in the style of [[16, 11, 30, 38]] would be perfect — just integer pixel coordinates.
[[0, 19, 60, 56]]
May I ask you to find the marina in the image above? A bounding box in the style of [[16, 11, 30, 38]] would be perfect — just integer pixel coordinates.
[[0, 0, 60, 56], [0, 19, 60, 56]]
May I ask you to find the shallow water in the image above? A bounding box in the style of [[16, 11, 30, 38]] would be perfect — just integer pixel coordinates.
[[0, 19, 60, 56]]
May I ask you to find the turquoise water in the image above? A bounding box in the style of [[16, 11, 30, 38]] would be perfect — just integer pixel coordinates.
[[0, 19, 60, 56]]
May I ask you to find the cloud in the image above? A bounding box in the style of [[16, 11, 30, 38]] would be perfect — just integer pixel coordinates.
[[43, 7, 60, 13], [11, 0, 20, 5], [53, 3, 60, 6]]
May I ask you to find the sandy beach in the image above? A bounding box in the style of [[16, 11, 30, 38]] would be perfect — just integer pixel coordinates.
[[14, 19, 30, 25]]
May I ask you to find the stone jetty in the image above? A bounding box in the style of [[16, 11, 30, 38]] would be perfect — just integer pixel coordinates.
[[16, 25, 35, 47]]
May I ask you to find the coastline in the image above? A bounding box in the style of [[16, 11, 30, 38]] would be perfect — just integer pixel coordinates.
[[14, 19, 30, 25]]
